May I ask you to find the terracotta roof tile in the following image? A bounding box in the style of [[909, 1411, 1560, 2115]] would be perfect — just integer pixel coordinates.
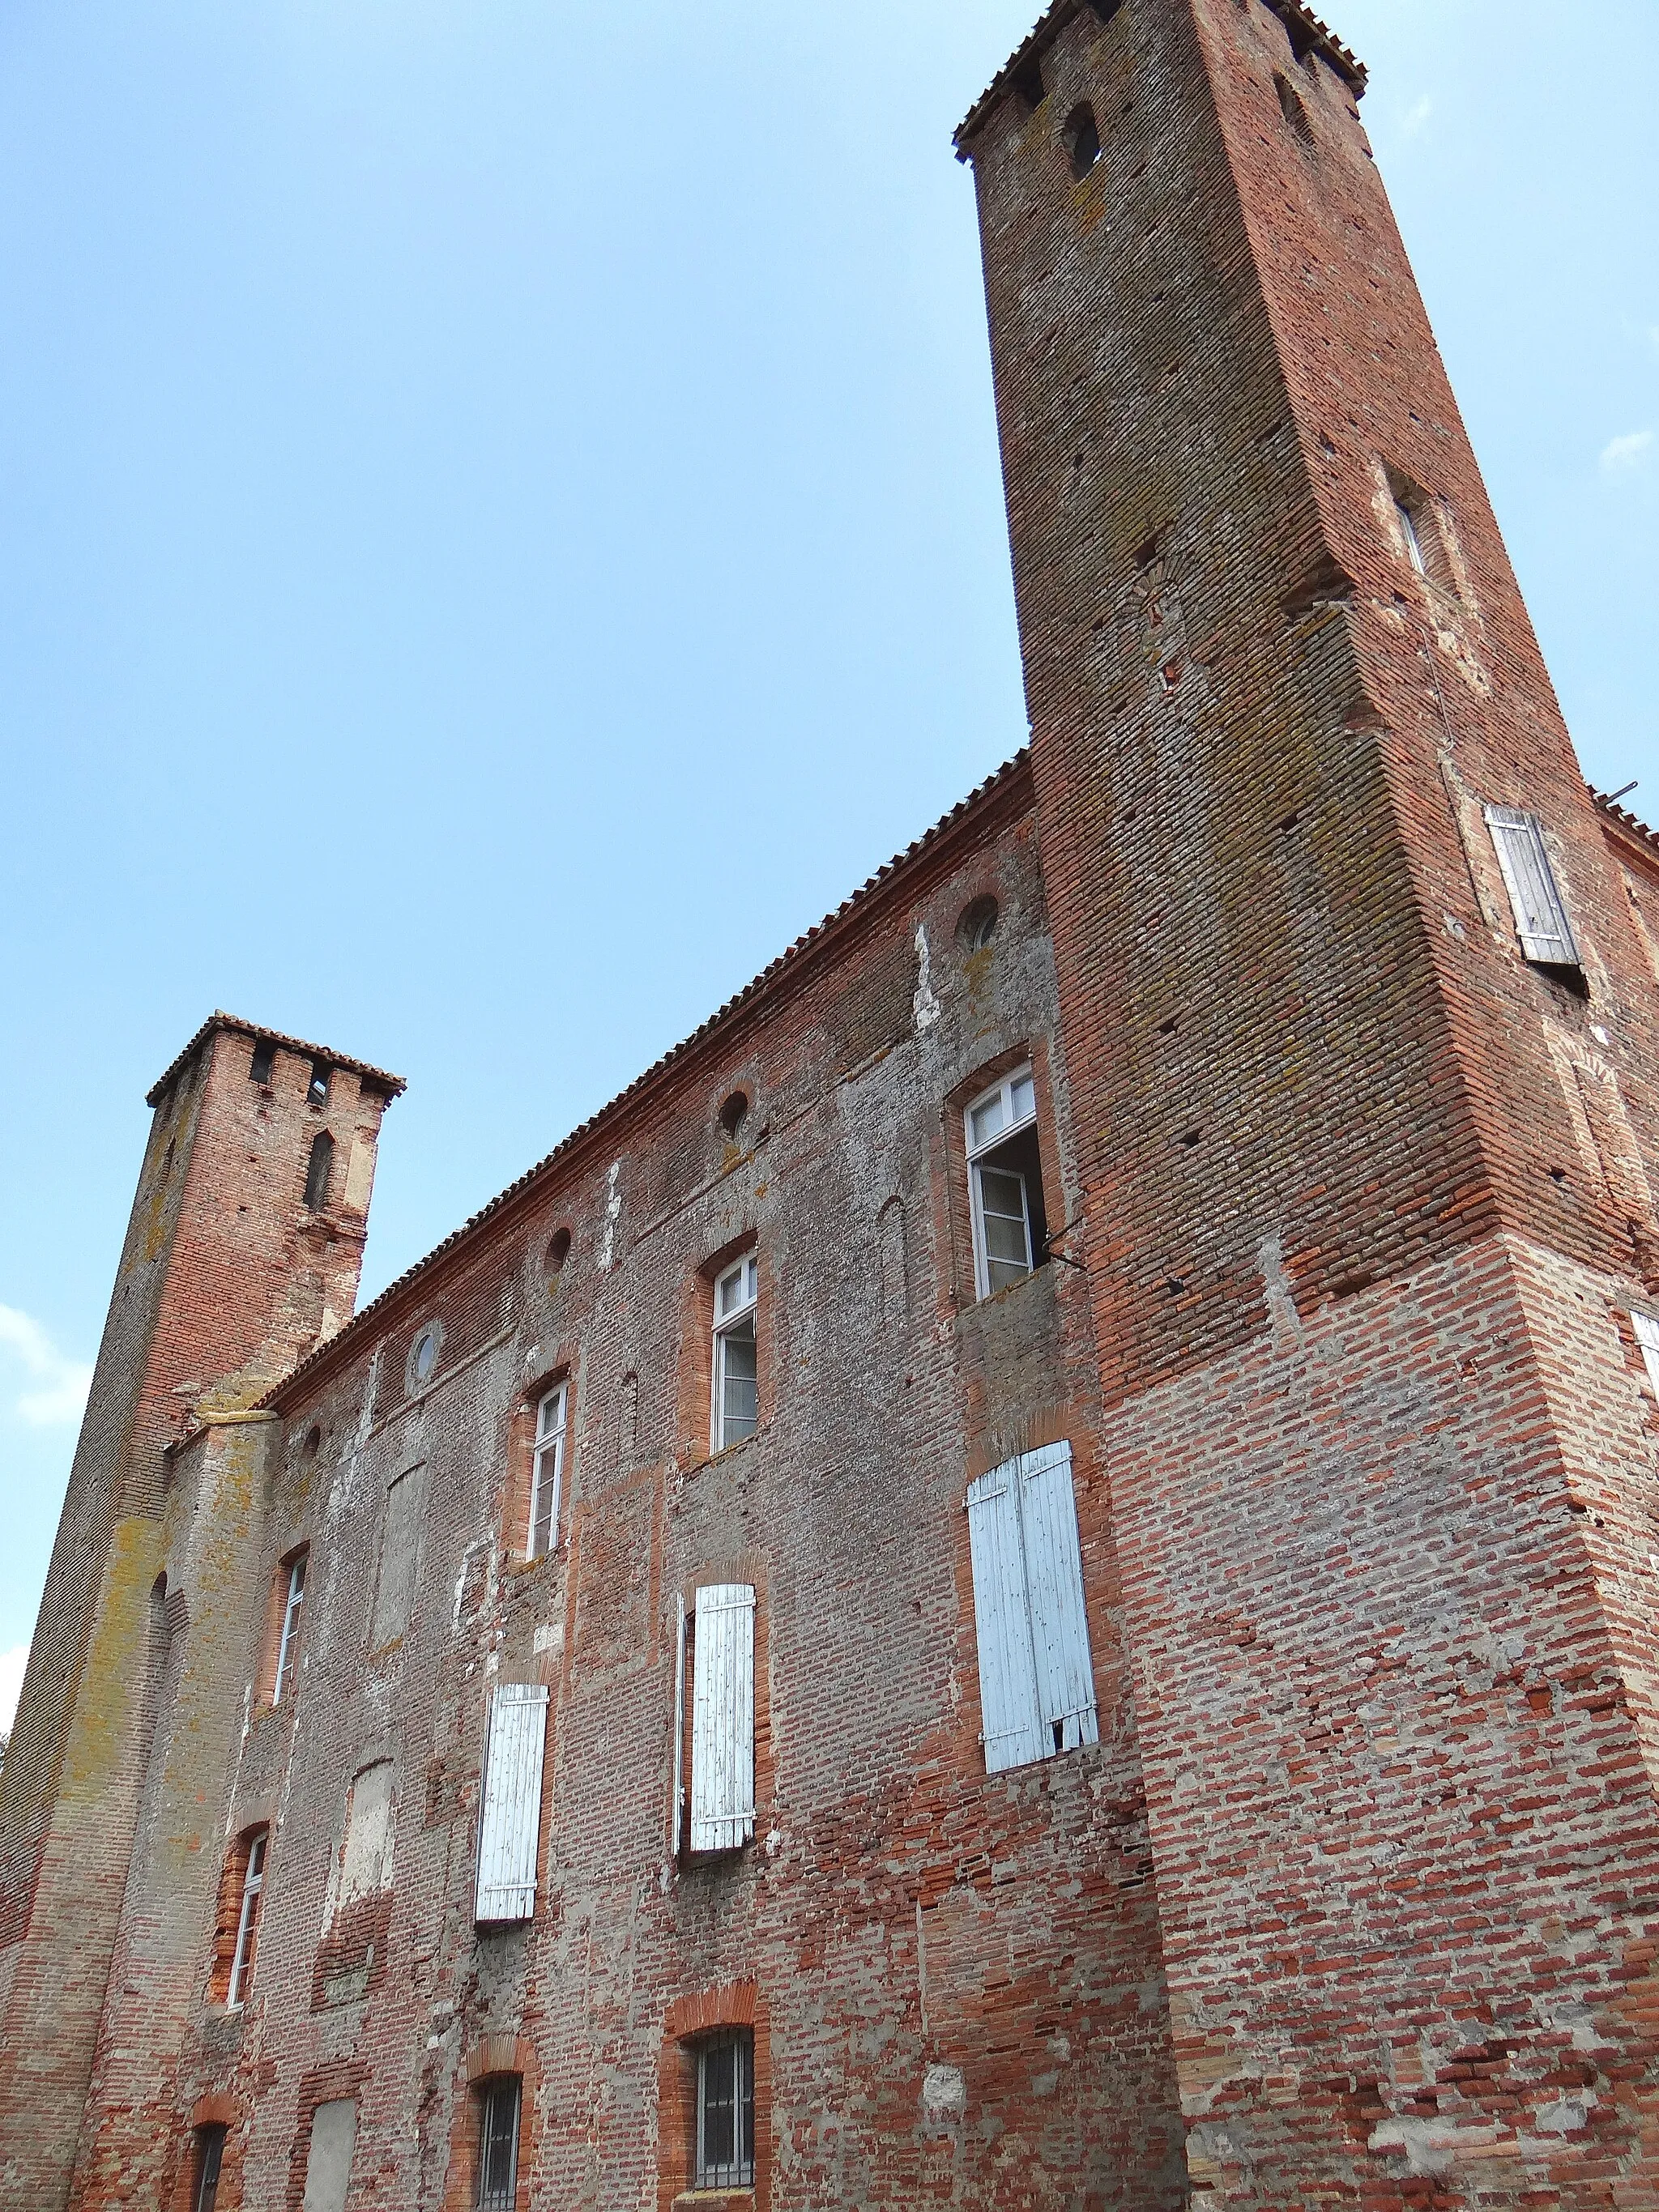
[[262, 749, 1032, 1409]]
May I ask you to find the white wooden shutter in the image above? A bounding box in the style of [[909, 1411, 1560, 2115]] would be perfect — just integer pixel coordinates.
[[967, 1443, 1097, 1774], [1018, 1442, 1099, 1756], [689, 1585, 755, 1852], [475, 1683, 549, 1923], [966, 1464, 1044, 1773], [1486, 807, 1580, 965], [1635, 1312, 1659, 1404]]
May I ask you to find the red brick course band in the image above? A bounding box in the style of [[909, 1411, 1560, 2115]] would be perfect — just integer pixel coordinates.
[[4, 3, 1659, 2207]]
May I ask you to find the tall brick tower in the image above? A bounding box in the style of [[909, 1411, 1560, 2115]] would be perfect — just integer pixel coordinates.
[[0, 1017, 401, 2212], [959, 0, 1659, 2199]]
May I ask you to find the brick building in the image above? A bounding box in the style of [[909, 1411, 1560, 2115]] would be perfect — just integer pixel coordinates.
[[4, 0, 1659, 2203]]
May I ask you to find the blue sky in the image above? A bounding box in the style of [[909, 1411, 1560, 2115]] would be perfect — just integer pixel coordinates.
[[1, 0, 1655, 1711]]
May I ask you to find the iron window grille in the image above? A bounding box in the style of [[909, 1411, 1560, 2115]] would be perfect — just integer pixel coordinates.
[[476, 2076, 521, 2211], [192, 2125, 226, 2212], [696, 2031, 755, 2189]]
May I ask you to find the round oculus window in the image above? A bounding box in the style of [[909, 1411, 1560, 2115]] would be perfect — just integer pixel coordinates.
[[407, 1324, 441, 1392]]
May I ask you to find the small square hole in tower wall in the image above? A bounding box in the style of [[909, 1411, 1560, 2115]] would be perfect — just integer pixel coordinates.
[[1011, 54, 1046, 113]]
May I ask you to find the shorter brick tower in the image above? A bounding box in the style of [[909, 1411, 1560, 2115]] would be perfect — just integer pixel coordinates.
[[0, 1016, 402, 2212]]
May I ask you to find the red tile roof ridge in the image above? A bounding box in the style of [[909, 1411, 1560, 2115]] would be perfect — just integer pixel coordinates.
[[261, 748, 1033, 1410]]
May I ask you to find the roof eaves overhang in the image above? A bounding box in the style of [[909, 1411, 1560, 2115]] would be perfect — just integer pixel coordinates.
[[147, 1015, 407, 1108], [261, 748, 1035, 1414], [953, 0, 1366, 159]]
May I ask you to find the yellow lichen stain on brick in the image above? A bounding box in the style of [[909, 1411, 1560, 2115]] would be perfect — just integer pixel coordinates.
[[64, 1518, 164, 1792]]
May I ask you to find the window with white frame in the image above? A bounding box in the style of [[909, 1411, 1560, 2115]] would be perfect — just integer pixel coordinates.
[[712, 1255, 759, 1451], [966, 1065, 1048, 1299], [1484, 805, 1582, 971], [696, 2031, 755, 2189], [476, 2076, 521, 2212], [1634, 1313, 1659, 1404], [966, 1441, 1098, 1774], [273, 1551, 307, 1705], [528, 1385, 567, 1559], [674, 1585, 757, 1855], [228, 1829, 267, 2007]]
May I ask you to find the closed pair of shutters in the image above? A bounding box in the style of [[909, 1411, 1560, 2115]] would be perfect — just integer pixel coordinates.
[[676, 1584, 757, 1855], [966, 1441, 1098, 1774], [475, 1684, 550, 1924]]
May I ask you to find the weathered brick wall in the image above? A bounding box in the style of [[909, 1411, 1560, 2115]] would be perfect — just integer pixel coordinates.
[[961, 0, 1659, 2197], [93, 775, 1189, 2209], [19, 6, 1659, 2208], [0, 1025, 396, 2212]]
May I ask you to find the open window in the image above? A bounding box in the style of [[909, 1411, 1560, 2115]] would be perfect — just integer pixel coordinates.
[[1385, 468, 1460, 599], [273, 1549, 307, 1705], [966, 1442, 1098, 1774], [1485, 806, 1583, 976], [475, 2075, 522, 2211], [228, 1828, 268, 2007], [527, 1384, 567, 1560], [711, 1255, 759, 1452], [966, 1065, 1049, 1298], [696, 2031, 755, 2189], [674, 1585, 757, 1856]]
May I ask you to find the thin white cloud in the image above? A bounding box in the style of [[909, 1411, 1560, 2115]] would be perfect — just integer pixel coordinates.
[[1601, 429, 1655, 475], [1401, 96, 1434, 139], [0, 1646, 28, 1737], [0, 1306, 93, 1429]]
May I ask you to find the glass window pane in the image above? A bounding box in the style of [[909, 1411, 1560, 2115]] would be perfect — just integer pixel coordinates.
[[530, 1439, 560, 1558], [970, 1093, 1005, 1149], [719, 1320, 759, 1444], [1010, 1073, 1036, 1125]]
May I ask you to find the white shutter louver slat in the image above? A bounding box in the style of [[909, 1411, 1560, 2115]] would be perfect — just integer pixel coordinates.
[[1018, 1442, 1099, 1756], [966, 1465, 1044, 1774], [475, 1683, 549, 1924], [1486, 806, 1580, 966], [689, 1585, 755, 1853]]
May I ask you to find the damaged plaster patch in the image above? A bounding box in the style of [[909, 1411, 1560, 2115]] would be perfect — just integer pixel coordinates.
[[912, 924, 942, 1032], [599, 1161, 623, 1272], [1369, 2118, 1497, 2174], [922, 2065, 966, 2118]]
